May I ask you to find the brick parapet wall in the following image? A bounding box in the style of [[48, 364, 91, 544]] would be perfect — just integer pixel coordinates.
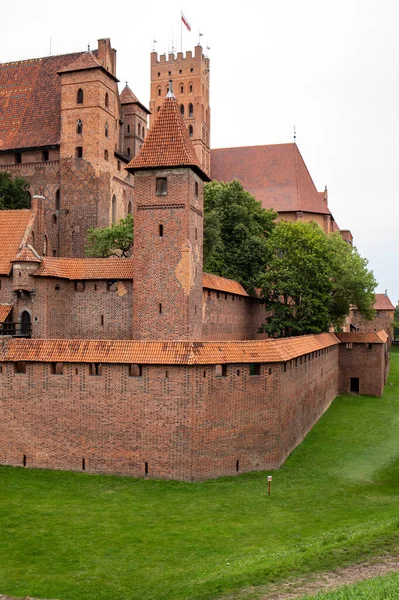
[[351, 309, 394, 344], [338, 342, 387, 396], [202, 291, 267, 340]]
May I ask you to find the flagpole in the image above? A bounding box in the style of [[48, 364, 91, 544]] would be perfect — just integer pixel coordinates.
[[180, 9, 183, 52]]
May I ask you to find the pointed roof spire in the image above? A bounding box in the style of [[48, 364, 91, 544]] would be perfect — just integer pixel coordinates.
[[120, 83, 150, 114], [126, 90, 210, 181]]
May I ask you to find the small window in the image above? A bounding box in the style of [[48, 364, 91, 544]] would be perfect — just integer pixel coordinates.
[[104, 149, 109, 161], [107, 280, 117, 291], [189, 125, 193, 138], [50, 362, 64, 375], [158, 72, 161, 77], [168, 71, 171, 75], [127, 124, 130, 133], [77, 88, 84, 104], [42, 150, 49, 161], [367, 343, 372, 349], [156, 177, 167, 196], [77, 119, 83, 134], [159, 224, 163, 237], [190, 67, 193, 73], [195, 228, 197, 240], [157, 106, 160, 112], [90, 363, 102, 376], [55, 189, 60, 211], [346, 343, 352, 349], [215, 364, 227, 377], [105, 92, 109, 108], [15, 153, 22, 164], [236, 369, 240, 376], [74, 281, 85, 292], [189, 84, 193, 93], [76, 146, 83, 158], [52, 214, 57, 226], [188, 103, 193, 118], [117, 160, 121, 171], [105, 122, 109, 137], [158, 87, 161, 96], [180, 104, 185, 116], [250, 363, 261, 376], [15, 362, 26, 374], [180, 84, 184, 93], [129, 364, 143, 377], [111, 195, 117, 223], [127, 201, 132, 214], [101, 315, 104, 326], [127, 147, 131, 156]]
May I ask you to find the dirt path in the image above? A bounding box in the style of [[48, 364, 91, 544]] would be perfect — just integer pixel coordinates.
[[1, 555, 399, 600], [259, 555, 399, 599]]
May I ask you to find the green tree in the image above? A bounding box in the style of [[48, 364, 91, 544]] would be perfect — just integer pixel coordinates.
[[85, 213, 134, 258], [203, 180, 277, 292], [259, 221, 376, 337], [0, 172, 31, 209]]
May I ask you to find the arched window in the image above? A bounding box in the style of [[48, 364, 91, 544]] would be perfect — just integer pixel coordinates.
[[55, 189, 60, 211], [127, 147, 131, 157], [142, 125, 145, 138], [188, 103, 193, 118], [127, 201, 132, 214], [20, 311, 31, 338], [157, 86, 161, 97], [52, 214, 57, 226], [111, 195, 117, 223], [189, 125, 193, 138], [105, 92, 109, 108], [77, 88, 84, 104], [180, 104, 185, 117], [189, 83, 193, 93], [127, 124, 130, 134], [77, 119, 83, 134], [137, 123, 141, 135], [180, 83, 184, 94], [105, 122, 109, 137]]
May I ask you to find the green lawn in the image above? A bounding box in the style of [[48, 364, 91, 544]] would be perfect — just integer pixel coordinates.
[[1, 351, 399, 600], [301, 570, 399, 599]]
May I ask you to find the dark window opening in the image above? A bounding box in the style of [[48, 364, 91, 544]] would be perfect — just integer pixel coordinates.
[[236, 460, 239, 472], [23, 455, 27, 467], [127, 124, 131, 133], [127, 147, 131, 156], [284, 363, 287, 372], [188, 103, 193, 118], [105, 122, 109, 138], [350, 377, 360, 394], [180, 83, 184, 93], [236, 369, 240, 376], [269, 368, 272, 375], [195, 227, 197, 240], [195, 181, 199, 197], [156, 177, 167, 196], [15, 362, 26, 374], [101, 315, 104, 326], [190, 67, 193, 73], [129, 364, 143, 377], [157, 87, 161, 96], [189, 84, 193, 92], [222, 364, 228, 377], [117, 160, 121, 171], [77, 88, 84, 104], [77, 119, 83, 134], [250, 363, 261, 376], [105, 92, 109, 108], [82, 458, 85, 471], [203, 370, 206, 378], [76, 146, 83, 158], [180, 104, 185, 116], [165, 370, 169, 378], [127, 201, 132, 214], [90, 363, 102, 376], [159, 303, 162, 314], [145, 461, 149, 475], [74, 281, 85, 292], [159, 224, 164, 237], [367, 343, 372, 349], [50, 362, 64, 375], [52, 214, 57, 226], [111, 195, 116, 223], [15, 153, 22, 164], [42, 150, 49, 161], [55, 189, 60, 211]]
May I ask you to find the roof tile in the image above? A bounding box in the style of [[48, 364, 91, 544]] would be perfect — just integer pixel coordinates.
[[0, 304, 12, 323], [336, 331, 388, 344], [203, 273, 248, 296], [0, 210, 32, 274], [33, 258, 135, 280], [374, 294, 395, 311]]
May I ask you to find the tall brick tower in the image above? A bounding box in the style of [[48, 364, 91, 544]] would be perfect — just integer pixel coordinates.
[[127, 84, 210, 340], [150, 46, 210, 177]]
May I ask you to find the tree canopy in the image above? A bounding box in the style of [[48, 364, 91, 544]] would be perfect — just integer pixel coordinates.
[[85, 213, 134, 258], [0, 172, 31, 210], [259, 221, 376, 337], [203, 180, 277, 292]]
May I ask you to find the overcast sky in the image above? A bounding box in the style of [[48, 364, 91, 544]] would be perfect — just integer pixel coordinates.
[[1, 0, 397, 305]]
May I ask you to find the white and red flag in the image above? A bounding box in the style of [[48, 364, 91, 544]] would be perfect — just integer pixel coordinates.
[[181, 12, 191, 31]]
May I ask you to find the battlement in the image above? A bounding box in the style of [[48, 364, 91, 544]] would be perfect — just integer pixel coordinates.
[[151, 45, 209, 68]]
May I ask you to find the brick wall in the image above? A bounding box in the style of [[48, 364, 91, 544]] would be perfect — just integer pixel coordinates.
[[339, 342, 387, 397], [202, 290, 267, 340], [351, 309, 394, 343], [0, 344, 339, 481]]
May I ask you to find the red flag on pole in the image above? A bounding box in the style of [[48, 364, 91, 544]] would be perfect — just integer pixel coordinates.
[[181, 12, 191, 31]]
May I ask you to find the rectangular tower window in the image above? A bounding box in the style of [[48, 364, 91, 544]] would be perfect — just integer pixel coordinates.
[[76, 146, 83, 158], [159, 303, 162, 314], [159, 224, 163, 237], [195, 181, 199, 197], [42, 150, 49, 161], [250, 363, 261, 376], [15, 153, 22, 164], [156, 177, 167, 195]]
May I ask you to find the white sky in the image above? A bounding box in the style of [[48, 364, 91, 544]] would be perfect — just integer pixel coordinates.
[[1, 0, 397, 306]]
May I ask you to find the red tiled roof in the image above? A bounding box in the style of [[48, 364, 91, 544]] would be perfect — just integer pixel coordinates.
[[203, 273, 248, 296], [120, 84, 150, 114], [13, 244, 41, 263], [0, 52, 83, 151], [0, 210, 32, 274], [0, 333, 340, 365], [126, 93, 209, 181], [210, 144, 331, 215], [0, 304, 12, 323], [374, 294, 395, 311], [57, 51, 102, 74], [33, 258, 135, 280], [336, 331, 388, 344]]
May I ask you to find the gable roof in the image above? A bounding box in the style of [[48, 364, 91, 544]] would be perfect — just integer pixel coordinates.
[[374, 294, 395, 311], [33, 258, 135, 280], [0, 52, 83, 151], [203, 273, 248, 297], [57, 51, 102, 74], [210, 143, 331, 215], [0, 333, 339, 365], [336, 331, 388, 344], [0, 210, 32, 274], [120, 84, 150, 114], [126, 93, 209, 181], [0, 304, 12, 323]]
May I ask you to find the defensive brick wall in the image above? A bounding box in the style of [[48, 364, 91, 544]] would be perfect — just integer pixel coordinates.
[[0, 336, 340, 480], [202, 289, 267, 340], [339, 342, 388, 396]]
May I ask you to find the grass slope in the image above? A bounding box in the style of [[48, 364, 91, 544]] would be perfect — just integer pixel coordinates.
[[1, 351, 399, 600], [301, 570, 399, 599]]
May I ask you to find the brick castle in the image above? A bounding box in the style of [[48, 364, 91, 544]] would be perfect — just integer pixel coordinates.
[[0, 39, 393, 480]]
